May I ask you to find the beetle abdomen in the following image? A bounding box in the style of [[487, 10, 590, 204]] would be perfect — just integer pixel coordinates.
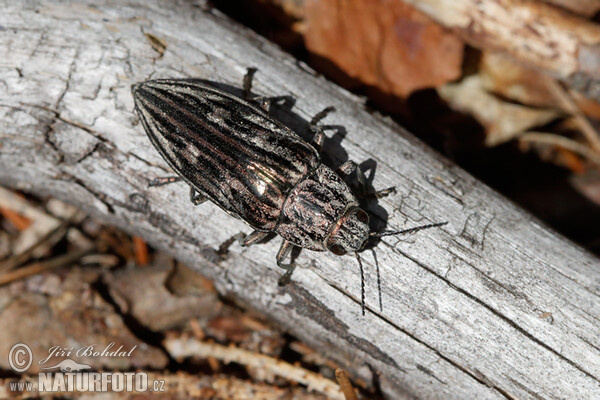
[[133, 79, 320, 230]]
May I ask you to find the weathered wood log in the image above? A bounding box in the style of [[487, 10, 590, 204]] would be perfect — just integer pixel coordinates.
[[400, 0, 600, 102], [1, 1, 599, 399]]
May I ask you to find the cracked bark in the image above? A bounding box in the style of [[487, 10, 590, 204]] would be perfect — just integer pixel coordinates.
[[1, 1, 600, 399]]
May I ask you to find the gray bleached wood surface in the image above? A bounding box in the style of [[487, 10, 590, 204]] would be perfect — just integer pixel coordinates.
[[1, 1, 600, 399]]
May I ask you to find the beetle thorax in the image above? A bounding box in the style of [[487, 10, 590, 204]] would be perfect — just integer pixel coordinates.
[[276, 165, 359, 251], [326, 207, 370, 255]]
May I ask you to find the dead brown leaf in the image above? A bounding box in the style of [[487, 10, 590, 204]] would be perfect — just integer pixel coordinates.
[[481, 52, 600, 125], [105, 261, 220, 332], [304, 0, 463, 97], [480, 52, 559, 109], [438, 75, 560, 146]]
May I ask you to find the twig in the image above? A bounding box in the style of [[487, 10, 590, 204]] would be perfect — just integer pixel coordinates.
[[0, 206, 31, 231], [0, 187, 89, 255], [546, 80, 600, 152], [335, 369, 358, 400], [133, 236, 149, 266], [164, 336, 345, 400], [0, 216, 72, 273], [0, 187, 53, 222], [0, 247, 93, 286], [79, 253, 120, 268], [519, 132, 600, 167]]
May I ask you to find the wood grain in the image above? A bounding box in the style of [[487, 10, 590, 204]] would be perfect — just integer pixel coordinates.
[[1, 1, 599, 398]]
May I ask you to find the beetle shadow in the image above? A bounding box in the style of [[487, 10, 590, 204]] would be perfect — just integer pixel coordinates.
[[263, 93, 393, 239], [190, 78, 393, 243]]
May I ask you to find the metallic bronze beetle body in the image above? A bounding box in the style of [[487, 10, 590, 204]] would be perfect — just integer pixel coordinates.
[[133, 72, 444, 314]]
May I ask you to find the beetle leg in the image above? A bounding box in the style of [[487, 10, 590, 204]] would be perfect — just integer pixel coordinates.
[[242, 67, 273, 111], [276, 240, 296, 286], [337, 160, 357, 177], [148, 176, 181, 187], [311, 126, 325, 151], [237, 230, 269, 247], [243, 67, 258, 99], [218, 230, 268, 256], [150, 177, 209, 205], [252, 96, 271, 111], [149, 178, 210, 205], [337, 161, 396, 199], [337, 160, 366, 196], [309, 106, 336, 151], [189, 187, 207, 206], [311, 106, 336, 126], [373, 187, 396, 199]]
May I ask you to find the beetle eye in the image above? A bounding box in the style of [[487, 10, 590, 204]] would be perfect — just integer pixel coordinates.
[[329, 244, 347, 256], [356, 209, 369, 224]]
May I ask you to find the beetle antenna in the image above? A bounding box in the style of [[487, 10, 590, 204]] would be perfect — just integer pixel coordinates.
[[370, 222, 447, 238], [371, 249, 383, 312], [355, 252, 366, 316]]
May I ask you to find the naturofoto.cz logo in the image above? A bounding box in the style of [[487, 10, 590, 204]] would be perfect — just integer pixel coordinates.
[[7, 343, 165, 394]]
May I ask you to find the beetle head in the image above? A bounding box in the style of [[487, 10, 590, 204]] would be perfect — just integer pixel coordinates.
[[326, 207, 370, 256]]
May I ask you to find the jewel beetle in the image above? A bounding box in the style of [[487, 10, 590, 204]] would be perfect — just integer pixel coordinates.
[[132, 69, 445, 314]]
